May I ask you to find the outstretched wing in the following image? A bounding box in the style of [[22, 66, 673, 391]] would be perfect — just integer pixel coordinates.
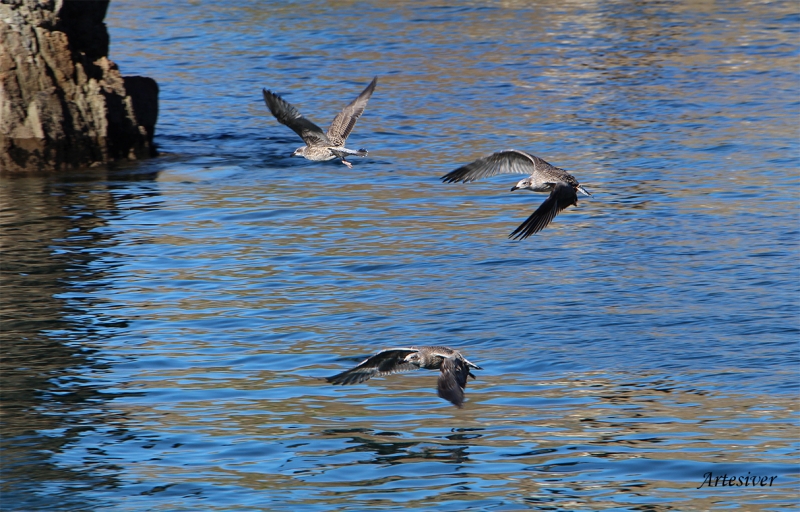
[[437, 356, 471, 408], [326, 76, 378, 147], [509, 182, 578, 240], [441, 149, 556, 183], [325, 347, 418, 385], [262, 89, 329, 146]]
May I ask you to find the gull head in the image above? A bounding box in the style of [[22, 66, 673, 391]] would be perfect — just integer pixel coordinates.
[[404, 352, 423, 366], [292, 146, 307, 157], [511, 177, 533, 192]]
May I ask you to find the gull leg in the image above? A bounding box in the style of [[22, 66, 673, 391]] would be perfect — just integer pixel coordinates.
[[341, 158, 353, 169]]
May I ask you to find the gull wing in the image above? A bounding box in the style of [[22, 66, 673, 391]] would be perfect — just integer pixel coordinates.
[[325, 347, 419, 385], [262, 88, 329, 146], [437, 356, 471, 408], [509, 182, 578, 240], [326, 76, 378, 147], [441, 149, 557, 183]]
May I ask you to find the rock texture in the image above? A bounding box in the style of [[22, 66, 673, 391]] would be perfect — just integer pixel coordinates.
[[0, 0, 158, 173]]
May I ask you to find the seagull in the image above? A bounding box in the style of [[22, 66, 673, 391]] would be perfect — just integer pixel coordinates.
[[324, 346, 482, 408], [441, 149, 592, 239], [262, 77, 378, 168]]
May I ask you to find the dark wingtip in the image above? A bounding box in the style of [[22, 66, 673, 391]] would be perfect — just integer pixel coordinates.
[[438, 390, 464, 408], [508, 228, 536, 241], [508, 228, 526, 240], [362, 76, 378, 94], [440, 167, 467, 183], [323, 373, 350, 385], [318, 375, 338, 384]]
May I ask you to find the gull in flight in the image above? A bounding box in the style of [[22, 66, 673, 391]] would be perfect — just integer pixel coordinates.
[[442, 149, 592, 239], [262, 77, 378, 168], [324, 346, 482, 408]]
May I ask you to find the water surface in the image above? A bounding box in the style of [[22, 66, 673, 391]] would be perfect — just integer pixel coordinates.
[[2, 1, 798, 510]]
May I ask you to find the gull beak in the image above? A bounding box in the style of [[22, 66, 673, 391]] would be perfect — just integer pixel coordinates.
[[510, 185, 519, 191]]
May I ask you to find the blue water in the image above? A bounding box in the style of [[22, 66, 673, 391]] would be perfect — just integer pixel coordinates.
[[2, 1, 798, 510]]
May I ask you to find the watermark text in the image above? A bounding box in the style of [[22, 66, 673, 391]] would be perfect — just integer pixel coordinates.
[[698, 472, 777, 489]]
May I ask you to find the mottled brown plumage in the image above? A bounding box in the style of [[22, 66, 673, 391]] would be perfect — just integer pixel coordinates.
[[262, 77, 378, 168], [442, 149, 592, 239], [324, 346, 482, 408]]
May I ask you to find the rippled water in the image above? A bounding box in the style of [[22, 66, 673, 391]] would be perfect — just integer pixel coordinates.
[[2, 1, 799, 510]]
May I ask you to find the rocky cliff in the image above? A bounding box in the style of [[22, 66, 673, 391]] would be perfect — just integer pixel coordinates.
[[0, 0, 158, 173]]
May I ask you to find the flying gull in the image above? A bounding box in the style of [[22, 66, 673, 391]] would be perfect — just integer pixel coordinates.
[[441, 149, 592, 239], [262, 77, 378, 168], [324, 346, 482, 408]]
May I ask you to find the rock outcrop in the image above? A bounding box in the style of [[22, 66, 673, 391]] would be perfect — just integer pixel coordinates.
[[0, 0, 158, 173]]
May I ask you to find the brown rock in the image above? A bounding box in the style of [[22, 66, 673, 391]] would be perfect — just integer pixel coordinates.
[[0, 0, 158, 173]]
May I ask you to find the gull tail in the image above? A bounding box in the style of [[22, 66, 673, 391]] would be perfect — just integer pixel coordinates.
[[333, 147, 368, 158]]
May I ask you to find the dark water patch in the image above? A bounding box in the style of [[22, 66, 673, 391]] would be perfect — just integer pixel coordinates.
[[218, 209, 298, 221]]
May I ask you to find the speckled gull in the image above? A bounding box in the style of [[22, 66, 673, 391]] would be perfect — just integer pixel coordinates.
[[324, 346, 482, 408], [441, 149, 592, 239], [262, 77, 378, 168]]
